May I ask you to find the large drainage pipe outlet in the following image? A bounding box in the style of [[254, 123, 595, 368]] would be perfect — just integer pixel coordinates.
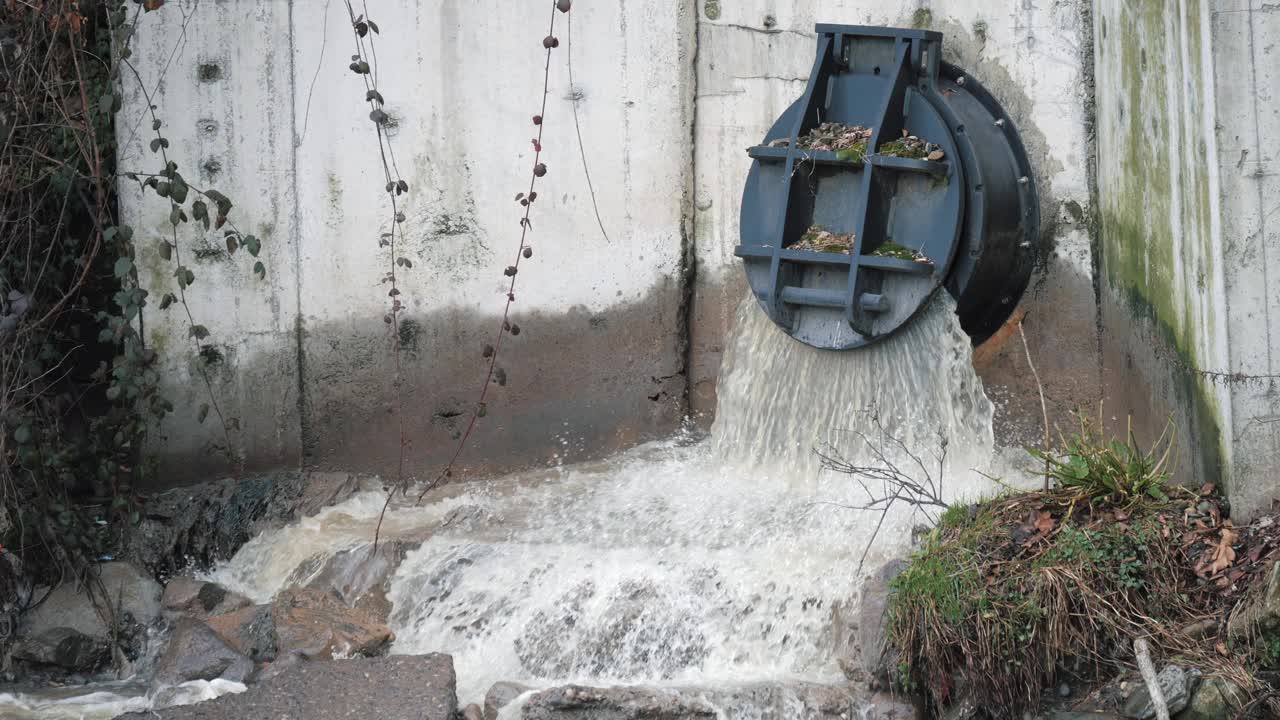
[[737, 25, 1039, 350]]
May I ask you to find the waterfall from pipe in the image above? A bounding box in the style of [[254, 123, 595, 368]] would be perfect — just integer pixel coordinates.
[[3, 294, 1028, 718], [206, 294, 1018, 704]]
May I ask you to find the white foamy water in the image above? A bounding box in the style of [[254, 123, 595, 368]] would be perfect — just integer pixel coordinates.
[[0, 679, 246, 720], [3, 294, 1032, 716]]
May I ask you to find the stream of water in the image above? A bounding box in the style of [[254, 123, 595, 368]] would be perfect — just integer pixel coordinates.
[[0, 295, 1030, 718]]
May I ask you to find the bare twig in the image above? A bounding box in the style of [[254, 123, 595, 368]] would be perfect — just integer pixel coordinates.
[[1134, 637, 1170, 720], [1019, 320, 1050, 491], [818, 409, 951, 574]]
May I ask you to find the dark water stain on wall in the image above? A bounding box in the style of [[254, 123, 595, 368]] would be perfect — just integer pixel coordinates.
[[295, 283, 688, 481]]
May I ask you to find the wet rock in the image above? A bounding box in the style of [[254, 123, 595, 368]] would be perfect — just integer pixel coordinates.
[[120, 654, 456, 720], [1177, 677, 1247, 720], [304, 541, 418, 623], [162, 577, 251, 618], [867, 691, 921, 718], [828, 598, 860, 681], [206, 604, 277, 662], [519, 682, 860, 719], [485, 681, 533, 720], [1122, 665, 1199, 719], [0, 551, 24, 659], [860, 559, 909, 684], [1229, 559, 1280, 642], [270, 588, 394, 659], [206, 588, 392, 664], [122, 471, 362, 578], [20, 562, 160, 650], [940, 695, 980, 720], [256, 649, 307, 682], [153, 616, 254, 686], [11, 627, 110, 671]]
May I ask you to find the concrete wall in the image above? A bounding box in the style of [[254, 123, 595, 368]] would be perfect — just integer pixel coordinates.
[[688, 1, 1103, 447], [1209, 0, 1280, 518], [1093, 0, 1280, 518], [120, 1, 696, 483], [1093, 0, 1228, 490], [122, 0, 1112, 486]]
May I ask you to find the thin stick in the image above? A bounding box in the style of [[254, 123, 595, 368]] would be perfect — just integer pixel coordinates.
[[1134, 638, 1170, 720], [1019, 320, 1050, 491]]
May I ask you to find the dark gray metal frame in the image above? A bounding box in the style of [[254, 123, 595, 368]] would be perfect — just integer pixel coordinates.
[[736, 24, 1039, 350]]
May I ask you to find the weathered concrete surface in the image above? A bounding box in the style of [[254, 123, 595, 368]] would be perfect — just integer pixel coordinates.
[[121, 1, 697, 484], [1208, 0, 1280, 518], [1093, 0, 1230, 490], [688, 2, 1102, 440], [121, 654, 457, 720]]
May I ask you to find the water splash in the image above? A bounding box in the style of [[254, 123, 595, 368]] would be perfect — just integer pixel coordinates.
[[0, 679, 245, 720], [6, 294, 1028, 716]]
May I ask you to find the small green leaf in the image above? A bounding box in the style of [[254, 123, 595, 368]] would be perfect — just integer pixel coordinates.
[[99, 92, 115, 116], [197, 403, 210, 424], [189, 324, 210, 340], [169, 206, 183, 225], [13, 425, 31, 444], [113, 256, 134, 278], [170, 178, 189, 203], [253, 261, 266, 280], [159, 293, 175, 310], [368, 19, 379, 33], [150, 138, 161, 153], [158, 241, 172, 261], [225, 234, 239, 254], [243, 235, 261, 257]]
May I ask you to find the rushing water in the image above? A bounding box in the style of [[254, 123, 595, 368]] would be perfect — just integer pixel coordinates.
[[2, 295, 1030, 717]]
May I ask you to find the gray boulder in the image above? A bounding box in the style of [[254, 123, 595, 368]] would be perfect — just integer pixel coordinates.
[[21, 562, 161, 642], [205, 603, 277, 662], [860, 559, 909, 684], [1123, 665, 1199, 719], [520, 682, 860, 720], [485, 681, 533, 720], [119, 654, 457, 720], [122, 471, 362, 577], [12, 627, 110, 671], [153, 616, 254, 686], [1176, 677, 1248, 720], [162, 577, 252, 618]]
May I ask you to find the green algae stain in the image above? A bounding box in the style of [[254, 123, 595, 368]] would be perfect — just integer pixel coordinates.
[[1098, 0, 1227, 486]]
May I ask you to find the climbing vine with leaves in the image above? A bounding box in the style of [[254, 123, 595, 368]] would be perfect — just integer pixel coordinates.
[[0, 0, 261, 588]]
